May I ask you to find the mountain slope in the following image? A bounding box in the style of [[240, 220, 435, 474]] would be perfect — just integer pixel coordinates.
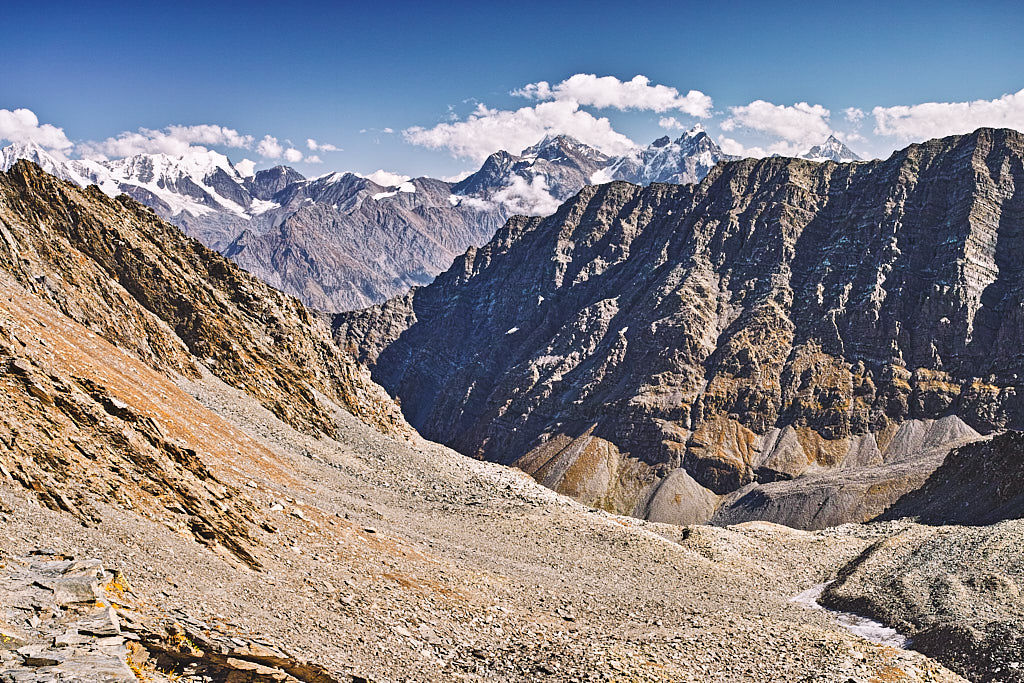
[[335, 128, 1024, 525], [0, 160, 965, 683], [0, 159, 407, 437]]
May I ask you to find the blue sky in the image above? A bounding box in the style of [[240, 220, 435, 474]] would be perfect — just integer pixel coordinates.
[[3, 0, 1023, 178]]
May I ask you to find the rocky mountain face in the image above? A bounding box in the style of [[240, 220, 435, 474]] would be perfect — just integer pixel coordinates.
[[220, 173, 509, 311], [1, 129, 728, 312], [802, 134, 862, 162], [335, 128, 1024, 528]]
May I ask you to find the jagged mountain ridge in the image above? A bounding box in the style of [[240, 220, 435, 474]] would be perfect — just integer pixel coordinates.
[[600, 124, 737, 185], [334, 128, 1024, 526], [1, 128, 743, 311]]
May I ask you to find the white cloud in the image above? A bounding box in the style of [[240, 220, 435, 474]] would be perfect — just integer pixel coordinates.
[[717, 135, 767, 158], [404, 100, 636, 162], [363, 169, 411, 186], [844, 107, 866, 124], [166, 124, 253, 148], [722, 100, 832, 149], [442, 169, 474, 183], [658, 116, 685, 130], [306, 138, 341, 152], [284, 148, 304, 163], [235, 158, 256, 177], [304, 154, 322, 164], [514, 74, 712, 118], [256, 135, 284, 159], [454, 195, 494, 211], [382, 127, 394, 134], [872, 88, 1024, 140], [0, 108, 73, 150], [79, 124, 254, 160], [493, 175, 561, 216]]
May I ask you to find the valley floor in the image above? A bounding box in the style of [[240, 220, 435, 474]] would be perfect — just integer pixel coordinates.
[[2, 368, 963, 682]]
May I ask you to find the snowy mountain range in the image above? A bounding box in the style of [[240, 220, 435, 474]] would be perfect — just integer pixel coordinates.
[[0, 131, 859, 310]]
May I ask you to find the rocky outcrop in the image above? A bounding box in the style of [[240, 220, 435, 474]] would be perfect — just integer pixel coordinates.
[[336, 128, 1024, 526], [0, 552, 351, 682]]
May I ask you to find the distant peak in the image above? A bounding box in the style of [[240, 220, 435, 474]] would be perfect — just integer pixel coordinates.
[[651, 136, 672, 148], [524, 133, 584, 155], [801, 134, 862, 162]]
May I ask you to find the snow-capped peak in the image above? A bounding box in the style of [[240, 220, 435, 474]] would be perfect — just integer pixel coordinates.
[[601, 128, 732, 186], [801, 135, 862, 163], [0, 141, 88, 185], [104, 148, 244, 186]]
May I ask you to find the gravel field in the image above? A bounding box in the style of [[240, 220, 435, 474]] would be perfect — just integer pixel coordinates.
[[2, 370, 963, 682]]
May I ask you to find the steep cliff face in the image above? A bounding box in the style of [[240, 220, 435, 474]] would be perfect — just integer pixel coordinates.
[[336, 128, 1024, 523]]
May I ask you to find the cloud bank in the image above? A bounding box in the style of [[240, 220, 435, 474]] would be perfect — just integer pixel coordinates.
[[514, 74, 713, 117], [404, 73, 713, 162], [405, 100, 636, 162], [78, 124, 254, 160], [722, 100, 833, 155], [872, 88, 1024, 140], [0, 108, 73, 151]]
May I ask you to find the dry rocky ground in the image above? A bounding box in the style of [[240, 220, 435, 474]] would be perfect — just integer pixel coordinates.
[[0, 355, 964, 681]]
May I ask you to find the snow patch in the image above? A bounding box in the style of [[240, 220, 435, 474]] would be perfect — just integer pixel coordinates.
[[249, 198, 279, 215], [790, 582, 909, 648]]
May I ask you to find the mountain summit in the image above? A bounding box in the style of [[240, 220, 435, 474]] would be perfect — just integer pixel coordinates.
[[600, 125, 735, 185], [801, 134, 862, 162]]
